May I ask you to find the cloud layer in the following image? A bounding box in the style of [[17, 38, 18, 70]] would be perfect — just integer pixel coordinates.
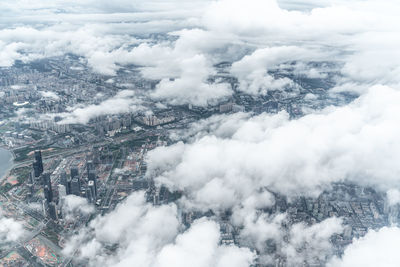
[[328, 227, 400, 267], [4, 0, 400, 266], [58, 90, 146, 124], [64, 191, 254, 267], [147, 85, 400, 215], [3, 0, 400, 107]]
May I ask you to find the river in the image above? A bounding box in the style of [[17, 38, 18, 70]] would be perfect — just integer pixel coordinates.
[[0, 147, 13, 181]]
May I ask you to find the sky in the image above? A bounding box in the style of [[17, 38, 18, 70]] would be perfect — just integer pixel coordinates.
[[2, 0, 400, 266]]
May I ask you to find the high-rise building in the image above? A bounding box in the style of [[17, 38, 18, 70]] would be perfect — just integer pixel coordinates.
[[33, 150, 44, 177], [86, 160, 94, 177], [42, 173, 51, 186], [27, 183, 34, 197], [33, 162, 41, 178], [48, 202, 58, 220], [42, 173, 53, 204], [66, 178, 71, 195], [86, 186, 93, 203], [70, 167, 79, 179], [88, 180, 96, 200], [27, 170, 35, 197], [86, 180, 96, 203], [29, 170, 35, 184], [70, 178, 81, 196], [44, 185, 52, 204], [87, 160, 97, 196], [88, 169, 96, 181], [42, 199, 48, 217], [60, 171, 67, 188]]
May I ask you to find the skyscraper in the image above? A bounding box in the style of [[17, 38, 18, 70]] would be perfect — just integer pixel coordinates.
[[86, 180, 96, 203], [87, 160, 97, 196], [42, 173, 53, 204], [66, 178, 71, 195], [33, 150, 44, 177], [29, 170, 34, 184], [60, 170, 67, 188], [70, 178, 81, 196], [86, 160, 94, 178], [70, 167, 79, 179], [86, 186, 93, 203], [48, 202, 58, 220], [33, 162, 41, 178], [88, 180, 96, 202]]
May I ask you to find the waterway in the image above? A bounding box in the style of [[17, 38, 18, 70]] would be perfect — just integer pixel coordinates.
[[0, 147, 13, 180]]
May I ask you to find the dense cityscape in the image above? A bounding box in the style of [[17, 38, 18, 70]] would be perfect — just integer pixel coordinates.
[[1, 0, 400, 266], [0, 55, 396, 266]]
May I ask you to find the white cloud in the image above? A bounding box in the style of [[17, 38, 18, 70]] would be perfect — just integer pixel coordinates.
[[387, 189, 400, 207], [148, 85, 400, 214], [63, 191, 254, 267], [0, 26, 140, 75], [40, 91, 60, 100], [0, 213, 25, 243], [284, 217, 343, 265], [63, 191, 180, 266], [328, 227, 400, 267], [4, 1, 400, 265], [230, 46, 312, 94], [62, 195, 95, 221], [202, 0, 400, 93], [155, 219, 255, 267], [58, 90, 146, 124], [169, 112, 251, 142], [238, 212, 286, 253], [2, 0, 400, 99], [236, 210, 343, 265], [151, 54, 232, 106]]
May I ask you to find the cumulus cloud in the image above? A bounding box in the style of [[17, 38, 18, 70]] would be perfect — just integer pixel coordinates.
[[203, 0, 400, 94], [0, 25, 146, 75], [230, 46, 320, 94], [147, 85, 400, 214], [58, 90, 146, 124], [63, 191, 180, 266], [0, 1, 208, 77], [169, 112, 251, 142], [40, 91, 60, 100], [155, 219, 255, 267], [62, 195, 95, 221], [2, 0, 400, 101], [387, 189, 400, 207], [328, 227, 400, 267], [284, 217, 343, 265], [0, 213, 26, 243], [63, 191, 341, 266], [151, 54, 232, 106], [4, 0, 400, 265], [0, 0, 211, 17], [63, 191, 254, 267], [235, 208, 342, 265]]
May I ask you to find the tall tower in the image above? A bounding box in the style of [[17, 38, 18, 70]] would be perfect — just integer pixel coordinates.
[[70, 178, 81, 196], [48, 202, 58, 221], [60, 171, 67, 188], [33, 150, 44, 177], [42, 173, 53, 204], [86, 180, 96, 203], [87, 160, 97, 196], [70, 167, 79, 179]]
